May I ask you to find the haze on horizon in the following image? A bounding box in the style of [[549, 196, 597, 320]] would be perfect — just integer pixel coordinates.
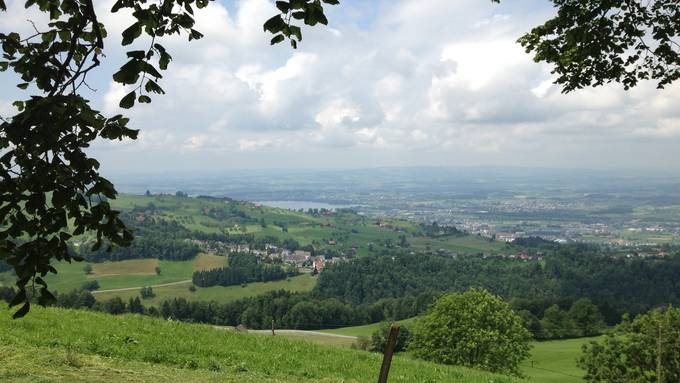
[[1, 0, 678, 173]]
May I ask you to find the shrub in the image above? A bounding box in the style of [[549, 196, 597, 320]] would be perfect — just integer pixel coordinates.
[[410, 289, 531, 376]]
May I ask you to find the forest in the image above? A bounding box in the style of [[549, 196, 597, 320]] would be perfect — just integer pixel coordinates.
[[81, 213, 200, 262], [315, 244, 680, 324]]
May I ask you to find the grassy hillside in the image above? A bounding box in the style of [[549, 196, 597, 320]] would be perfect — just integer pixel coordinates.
[[0, 305, 529, 383], [94, 274, 318, 306], [2, 193, 516, 305], [320, 317, 419, 338], [108, 194, 514, 257]]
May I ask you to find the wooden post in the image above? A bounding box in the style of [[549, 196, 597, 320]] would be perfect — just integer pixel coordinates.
[[272, 320, 275, 336], [377, 324, 400, 383]]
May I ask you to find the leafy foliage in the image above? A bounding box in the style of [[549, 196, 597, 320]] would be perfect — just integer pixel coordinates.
[[519, 0, 680, 91], [370, 321, 411, 353], [410, 289, 531, 376], [264, 0, 339, 49], [579, 306, 680, 383], [0, 0, 338, 318], [0, 0, 212, 317]]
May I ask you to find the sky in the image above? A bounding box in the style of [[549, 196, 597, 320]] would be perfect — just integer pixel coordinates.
[[1, 0, 679, 175]]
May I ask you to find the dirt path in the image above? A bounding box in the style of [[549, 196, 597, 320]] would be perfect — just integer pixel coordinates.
[[212, 326, 357, 340], [91, 279, 192, 294]]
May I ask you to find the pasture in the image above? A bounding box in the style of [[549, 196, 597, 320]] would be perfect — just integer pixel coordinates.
[[94, 274, 317, 306], [0, 305, 530, 383], [521, 337, 597, 383]]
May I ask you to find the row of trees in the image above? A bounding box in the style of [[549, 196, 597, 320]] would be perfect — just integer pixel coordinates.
[[515, 298, 605, 339], [192, 253, 295, 287], [44, 287, 435, 331]]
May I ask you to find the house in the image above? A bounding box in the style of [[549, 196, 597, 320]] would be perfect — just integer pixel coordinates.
[[312, 257, 326, 272], [283, 250, 311, 267]]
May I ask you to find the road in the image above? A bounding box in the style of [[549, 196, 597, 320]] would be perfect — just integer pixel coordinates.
[[91, 279, 192, 294]]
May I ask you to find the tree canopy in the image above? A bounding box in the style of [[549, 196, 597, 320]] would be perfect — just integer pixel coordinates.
[[410, 289, 531, 376], [1, 0, 678, 317], [579, 306, 680, 383]]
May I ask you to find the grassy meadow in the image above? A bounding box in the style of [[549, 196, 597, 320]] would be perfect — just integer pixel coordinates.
[[320, 317, 419, 338], [94, 274, 318, 306], [0, 305, 529, 383], [520, 338, 595, 383]]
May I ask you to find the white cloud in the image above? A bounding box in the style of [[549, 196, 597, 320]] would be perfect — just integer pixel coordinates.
[[3, 0, 678, 171]]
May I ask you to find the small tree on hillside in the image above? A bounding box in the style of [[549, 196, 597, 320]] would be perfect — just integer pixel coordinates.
[[140, 286, 155, 299], [370, 322, 410, 353], [579, 307, 680, 383], [410, 289, 531, 376], [568, 298, 605, 337]]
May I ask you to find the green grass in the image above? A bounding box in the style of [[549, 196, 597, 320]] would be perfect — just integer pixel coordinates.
[[520, 337, 598, 383], [321, 317, 419, 338], [41, 259, 195, 293], [0, 305, 529, 383], [94, 274, 318, 306]]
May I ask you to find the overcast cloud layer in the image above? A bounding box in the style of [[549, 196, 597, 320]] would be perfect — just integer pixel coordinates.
[[1, 0, 679, 173]]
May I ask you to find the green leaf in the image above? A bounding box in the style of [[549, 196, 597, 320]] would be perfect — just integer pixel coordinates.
[[0, 61, 7, 71], [276, 1, 290, 13], [126, 50, 146, 59], [270, 34, 285, 45], [119, 90, 136, 109], [144, 79, 165, 94], [12, 302, 30, 319], [41, 31, 56, 43], [17, 83, 28, 89], [263, 15, 286, 33], [189, 29, 204, 41], [138, 95, 151, 103], [112, 59, 141, 84], [0, 0, 6, 11], [289, 25, 302, 41], [121, 22, 142, 46]]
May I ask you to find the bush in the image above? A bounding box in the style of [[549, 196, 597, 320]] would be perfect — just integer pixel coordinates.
[[81, 280, 100, 291], [410, 289, 531, 376], [352, 336, 371, 351], [140, 286, 155, 299], [370, 322, 410, 353], [579, 307, 680, 383]]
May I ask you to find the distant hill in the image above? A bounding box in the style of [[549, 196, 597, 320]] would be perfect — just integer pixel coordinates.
[[0, 304, 529, 383]]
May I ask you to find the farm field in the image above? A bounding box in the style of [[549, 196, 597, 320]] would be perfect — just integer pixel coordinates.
[[0, 252, 316, 306], [0, 305, 530, 383], [94, 274, 318, 306]]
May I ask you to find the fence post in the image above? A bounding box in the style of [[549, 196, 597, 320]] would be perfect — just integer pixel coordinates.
[[272, 319, 275, 336], [377, 324, 400, 383]]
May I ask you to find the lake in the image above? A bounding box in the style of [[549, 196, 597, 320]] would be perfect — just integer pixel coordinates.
[[256, 200, 358, 211]]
